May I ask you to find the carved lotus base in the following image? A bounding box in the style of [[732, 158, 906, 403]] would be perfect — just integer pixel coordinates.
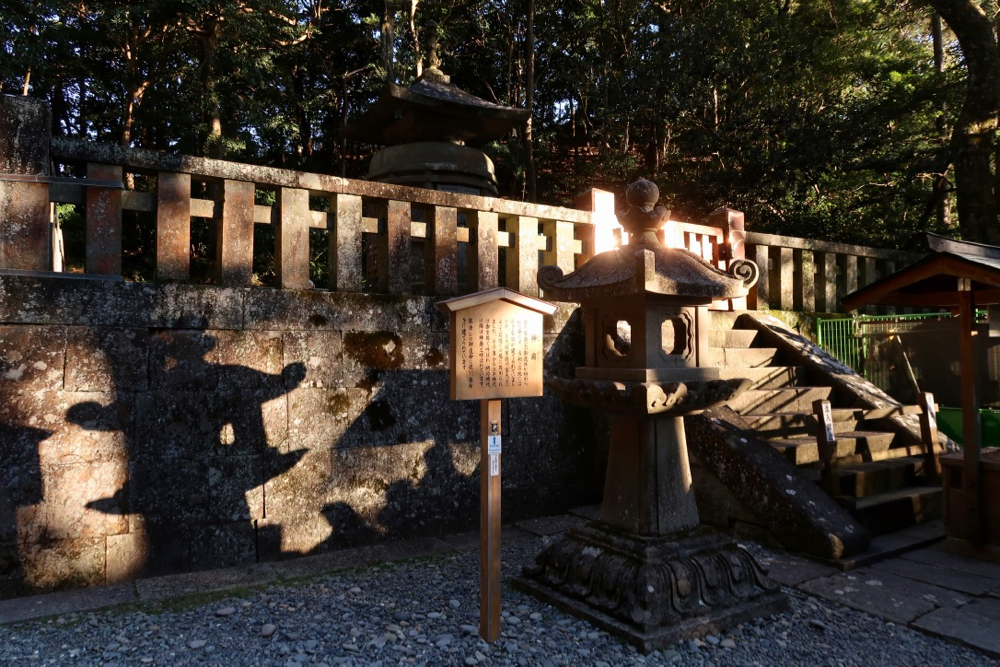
[[514, 523, 788, 654]]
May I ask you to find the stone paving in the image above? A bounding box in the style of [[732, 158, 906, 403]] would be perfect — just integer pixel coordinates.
[[2, 514, 999, 660]]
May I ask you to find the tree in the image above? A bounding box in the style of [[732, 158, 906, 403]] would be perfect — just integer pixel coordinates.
[[926, 0, 1000, 243]]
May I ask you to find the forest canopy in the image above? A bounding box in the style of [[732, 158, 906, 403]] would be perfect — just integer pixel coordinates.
[[2, 0, 995, 250]]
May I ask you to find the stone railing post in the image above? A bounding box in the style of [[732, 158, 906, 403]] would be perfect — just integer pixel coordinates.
[[379, 199, 411, 294], [86, 162, 123, 275], [574, 188, 618, 265], [468, 210, 499, 290], [505, 215, 539, 296], [425, 205, 458, 295], [156, 171, 191, 281], [0, 95, 51, 271], [708, 208, 746, 310], [214, 179, 255, 286], [276, 187, 310, 289]]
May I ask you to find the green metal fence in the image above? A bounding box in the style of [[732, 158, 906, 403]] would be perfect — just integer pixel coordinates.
[[816, 312, 955, 386]]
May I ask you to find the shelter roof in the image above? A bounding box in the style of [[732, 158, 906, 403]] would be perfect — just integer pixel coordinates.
[[842, 233, 1000, 310]]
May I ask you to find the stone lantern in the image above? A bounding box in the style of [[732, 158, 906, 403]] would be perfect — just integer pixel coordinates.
[[515, 179, 787, 652]]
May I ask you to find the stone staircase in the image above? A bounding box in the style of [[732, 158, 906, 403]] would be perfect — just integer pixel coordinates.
[[706, 312, 943, 538]]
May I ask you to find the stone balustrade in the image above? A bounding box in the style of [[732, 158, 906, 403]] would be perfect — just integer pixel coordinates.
[[2, 95, 921, 313]]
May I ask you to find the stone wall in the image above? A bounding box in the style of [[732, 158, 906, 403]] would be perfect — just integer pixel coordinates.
[[0, 274, 601, 597]]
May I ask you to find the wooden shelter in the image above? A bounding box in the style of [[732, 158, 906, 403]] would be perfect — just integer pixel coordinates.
[[843, 233, 1000, 546]]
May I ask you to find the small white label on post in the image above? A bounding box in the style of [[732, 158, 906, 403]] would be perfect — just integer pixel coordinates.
[[821, 402, 835, 442], [488, 435, 501, 454], [489, 452, 500, 477]]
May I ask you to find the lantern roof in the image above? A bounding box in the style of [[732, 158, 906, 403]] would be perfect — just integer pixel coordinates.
[[539, 179, 758, 303]]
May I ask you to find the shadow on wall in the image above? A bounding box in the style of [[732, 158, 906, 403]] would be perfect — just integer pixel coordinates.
[[1, 300, 595, 592], [67, 330, 307, 579], [0, 417, 48, 593]]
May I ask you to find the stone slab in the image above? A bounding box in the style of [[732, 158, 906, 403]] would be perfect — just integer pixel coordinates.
[[0, 325, 65, 388], [756, 552, 839, 587], [902, 546, 1000, 582], [961, 597, 1000, 623], [0, 276, 245, 329], [0, 583, 136, 624], [65, 326, 148, 392], [244, 290, 445, 334], [871, 557, 1000, 596], [515, 514, 586, 537], [568, 504, 601, 521], [798, 569, 969, 624], [911, 605, 1000, 659], [135, 563, 277, 603]]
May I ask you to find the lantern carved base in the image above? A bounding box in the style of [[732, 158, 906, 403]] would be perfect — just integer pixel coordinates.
[[514, 523, 788, 654]]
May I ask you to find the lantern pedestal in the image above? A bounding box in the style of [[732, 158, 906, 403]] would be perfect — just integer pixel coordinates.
[[515, 524, 786, 654], [515, 377, 786, 653]]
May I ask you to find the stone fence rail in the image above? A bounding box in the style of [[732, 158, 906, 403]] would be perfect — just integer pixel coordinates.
[[2, 95, 921, 313]]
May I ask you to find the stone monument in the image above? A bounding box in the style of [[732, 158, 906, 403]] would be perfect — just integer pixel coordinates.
[[514, 179, 788, 652]]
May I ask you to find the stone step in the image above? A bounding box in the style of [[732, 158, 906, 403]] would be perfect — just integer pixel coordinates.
[[718, 366, 806, 389], [770, 430, 897, 465], [706, 347, 779, 368], [804, 457, 927, 498], [839, 485, 943, 536], [743, 409, 861, 436], [708, 310, 741, 330], [708, 328, 758, 348], [727, 387, 835, 415], [836, 442, 930, 467]]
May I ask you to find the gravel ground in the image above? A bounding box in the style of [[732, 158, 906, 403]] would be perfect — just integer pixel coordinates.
[[1, 536, 996, 666]]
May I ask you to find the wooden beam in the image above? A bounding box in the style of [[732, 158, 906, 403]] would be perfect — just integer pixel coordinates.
[[959, 284, 982, 544]]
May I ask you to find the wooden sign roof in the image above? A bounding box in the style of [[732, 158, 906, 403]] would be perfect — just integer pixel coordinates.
[[436, 287, 557, 315], [842, 233, 1000, 311]]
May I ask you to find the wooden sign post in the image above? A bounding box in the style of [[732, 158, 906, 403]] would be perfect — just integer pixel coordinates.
[[437, 288, 556, 642]]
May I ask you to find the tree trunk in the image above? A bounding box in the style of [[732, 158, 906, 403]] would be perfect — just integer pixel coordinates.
[[524, 0, 536, 202], [927, 0, 1000, 243]]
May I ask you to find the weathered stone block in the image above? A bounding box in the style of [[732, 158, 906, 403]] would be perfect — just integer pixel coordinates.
[[208, 454, 264, 521], [282, 330, 343, 388], [216, 330, 283, 390], [0, 325, 64, 389], [5, 390, 131, 465], [0, 465, 44, 543], [257, 514, 339, 559], [244, 291, 446, 333], [263, 447, 332, 521], [337, 370, 475, 449], [105, 532, 149, 584], [19, 537, 106, 593], [129, 459, 209, 524], [187, 522, 257, 570], [133, 389, 287, 460], [65, 326, 148, 392], [341, 331, 448, 389], [287, 387, 366, 451], [149, 329, 220, 390], [0, 276, 244, 329], [0, 416, 49, 469], [38, 461, 128, 539]]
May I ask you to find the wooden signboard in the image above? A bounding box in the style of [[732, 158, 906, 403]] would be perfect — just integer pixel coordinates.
[[437, 288, 556, 643], [438, 288, 556, 401]]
